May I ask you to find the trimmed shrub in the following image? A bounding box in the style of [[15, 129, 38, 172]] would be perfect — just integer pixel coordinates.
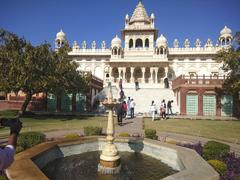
[[203, 141, 230, 160], [208, 159, 227, 176], [0, 176, 7, 180], [18, 132, 46, 150], [145, 129, 158, 140], [65, 133, 80, 139], [0, 175, 7, 180], [84, 126, 102, 136], [16, 146, 24, 153], [118, 132, 130, 137]]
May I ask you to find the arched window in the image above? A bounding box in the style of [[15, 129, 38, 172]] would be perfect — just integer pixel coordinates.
[[226, 38, 230, 45], [135, 39, 143, 48], [114, 48, 117, 55], [160, 48, 164, 54], [145, 38, 149, 48], [129, 39, 133, 48]]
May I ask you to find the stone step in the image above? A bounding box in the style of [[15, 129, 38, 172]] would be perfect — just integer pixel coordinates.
[[123, 88, 179, 114]]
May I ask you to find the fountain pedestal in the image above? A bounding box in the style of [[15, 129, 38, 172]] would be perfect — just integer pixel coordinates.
[[98, 84, 121, 174]]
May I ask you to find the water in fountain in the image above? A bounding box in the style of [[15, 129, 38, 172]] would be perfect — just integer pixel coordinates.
[[42, 151, 178, 180]]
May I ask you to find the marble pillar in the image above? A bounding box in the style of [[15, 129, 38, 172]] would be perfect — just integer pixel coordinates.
[[141, 67, 146, 83], [130, 67, 134, 83]]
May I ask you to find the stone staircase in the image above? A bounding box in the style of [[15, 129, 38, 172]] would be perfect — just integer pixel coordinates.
[[123, 87, 179, 114]]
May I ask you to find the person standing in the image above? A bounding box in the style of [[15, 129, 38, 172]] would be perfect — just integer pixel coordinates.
[[122, 101, 127, 118], [149, 101, 157, 121], [167, 100, 173, 115], [116, 103, 123, 126], [160, 100, 166, 120], [127, 97, 131, 117], [130, 99, 136, 119]]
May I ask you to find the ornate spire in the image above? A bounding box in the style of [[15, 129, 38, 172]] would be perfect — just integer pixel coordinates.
[[130, 1, 150, 24]]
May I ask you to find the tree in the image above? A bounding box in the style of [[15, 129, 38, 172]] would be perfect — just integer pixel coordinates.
[[0, 29, 88, 115], [216, 32, 240, 117], [49, 44, 89, 112]]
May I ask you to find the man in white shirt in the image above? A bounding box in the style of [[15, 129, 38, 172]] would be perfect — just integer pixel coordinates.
[[149, 101, 156, 121], [130, 99, 136, 119], [0, 118, 22, 172]]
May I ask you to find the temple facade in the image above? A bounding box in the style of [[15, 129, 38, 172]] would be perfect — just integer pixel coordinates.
[[54, 2, 234, 116]]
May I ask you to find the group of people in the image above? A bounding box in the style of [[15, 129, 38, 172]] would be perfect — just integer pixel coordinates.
[[116, 97, 136, 125], [149, 99, 174, 121]]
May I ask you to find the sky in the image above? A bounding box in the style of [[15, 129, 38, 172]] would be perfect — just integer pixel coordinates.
[[1, 0, 240, 48]]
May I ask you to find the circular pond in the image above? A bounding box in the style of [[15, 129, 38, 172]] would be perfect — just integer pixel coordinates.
[[42, 151, 177, 180]]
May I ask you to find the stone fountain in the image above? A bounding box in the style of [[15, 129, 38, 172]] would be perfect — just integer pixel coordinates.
[[98, 82, 121, 174]]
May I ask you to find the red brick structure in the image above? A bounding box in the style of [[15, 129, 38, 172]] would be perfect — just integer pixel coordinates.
[[172, 75, 230, 117], [0, 74, 103, 112], [0, 93, 47, 111]]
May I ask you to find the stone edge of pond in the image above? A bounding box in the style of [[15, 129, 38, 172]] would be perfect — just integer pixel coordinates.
[[6, 137, 219, 180]]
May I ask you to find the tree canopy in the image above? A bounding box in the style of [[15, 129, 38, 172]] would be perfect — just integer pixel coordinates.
[[0, 29, 88, 115], [216, 32, 240, 95]]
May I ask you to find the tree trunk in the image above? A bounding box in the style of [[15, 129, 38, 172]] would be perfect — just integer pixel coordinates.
[[19, 92, 32, 116], [56, 95, 61, 112], [72, 93, 76, 112]]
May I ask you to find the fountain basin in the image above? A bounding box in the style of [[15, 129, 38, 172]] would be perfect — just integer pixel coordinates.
[[6, 137, 219, 180]]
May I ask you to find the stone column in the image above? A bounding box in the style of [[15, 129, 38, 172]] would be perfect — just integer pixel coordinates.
[[122, 67, 126, 83], [155, 68, 158, 84], [150, 67, 154, 83], [130, 67, 134, 83], [118, 67, 122, 83], [109, 67, 113, 82], [164, 66, 169, 78], [141, 67, 146, 83]]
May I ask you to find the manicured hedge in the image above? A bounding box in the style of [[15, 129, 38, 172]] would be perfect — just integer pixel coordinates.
[[144, 129, 158, 140], [203, 141, 230, 160], [65, 133, 80, 139], [84, 126, 102, 136], [18, 131, 46, 149], [208, 159, 227, 176], [118, 132, 130, 137]]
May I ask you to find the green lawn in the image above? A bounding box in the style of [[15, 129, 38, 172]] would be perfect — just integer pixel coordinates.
[[1, 110, 240, 144], [0, 110, 108, 137], [144, 118, 240, 144]]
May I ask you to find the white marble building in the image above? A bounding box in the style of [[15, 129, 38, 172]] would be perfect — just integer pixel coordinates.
[[54, 2, 233, 114]]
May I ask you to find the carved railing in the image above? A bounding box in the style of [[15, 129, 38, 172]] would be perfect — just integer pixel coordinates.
[[172, 75, 226, 88]]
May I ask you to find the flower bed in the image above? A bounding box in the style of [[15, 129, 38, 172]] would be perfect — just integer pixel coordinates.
[[177, 141, 240, 180]]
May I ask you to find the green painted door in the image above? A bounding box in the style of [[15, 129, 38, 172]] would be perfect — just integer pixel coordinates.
[[61, 94, 72, 112], [186, 95, 198, 115], [76, 93, 86, 112], [203, 95, 216, 116], [47, 93, 56, 112], [221, 95, 233, 116]]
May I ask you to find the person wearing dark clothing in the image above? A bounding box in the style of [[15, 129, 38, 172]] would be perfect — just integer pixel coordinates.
[[122, 101, 127, 118], [167, 100, 173, 115], [116, 103, 123, 125], [164, 78, 169, 88], [160, 100, 167, 120], [135, 80, 139, 91]]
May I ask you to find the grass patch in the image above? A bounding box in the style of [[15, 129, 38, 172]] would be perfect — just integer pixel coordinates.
[[0, 110, 19, 118], [0, 115, 108, 137], [144, 118, 240, 144]]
